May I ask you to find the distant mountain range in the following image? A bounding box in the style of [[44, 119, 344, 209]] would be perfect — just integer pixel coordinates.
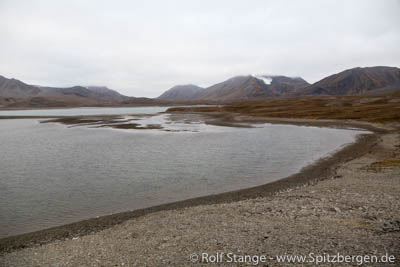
[[0, 76, 156, 108], [158, 66, 400, 102], [1, 66, 399, 108], [198, 75, 309, 101], [158, 75, 309, 102]]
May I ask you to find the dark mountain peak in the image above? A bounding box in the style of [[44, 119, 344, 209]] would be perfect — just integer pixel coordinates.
[[168, 84, 203, 90], [197, 75, 272, 101], [213, 75, 265, 87], [300, 66, 400, 96], [86, 86, 129, 101], [0, 75, 41, 98], [42, 85, 129, 101], [158, 84, 204, 101], [251, 74, 310, 95]]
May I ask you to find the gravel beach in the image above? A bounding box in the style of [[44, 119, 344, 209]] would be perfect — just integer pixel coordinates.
[[0, 120, 399, 266]]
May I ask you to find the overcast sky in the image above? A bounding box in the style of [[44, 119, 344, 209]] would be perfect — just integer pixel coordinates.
[[1, 0, 399, 97]]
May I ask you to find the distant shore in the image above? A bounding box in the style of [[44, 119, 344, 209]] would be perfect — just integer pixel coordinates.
[[0, 115, 390, 255]]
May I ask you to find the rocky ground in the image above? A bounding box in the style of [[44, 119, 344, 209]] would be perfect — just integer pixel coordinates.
[[1, 130, 399, 266]]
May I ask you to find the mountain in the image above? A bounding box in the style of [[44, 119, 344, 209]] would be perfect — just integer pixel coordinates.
[[157, 84, 204, 101], [3, 66, 399, 108], [0, 75, 41, 98], [299, 66, 400, 96], [253, 75, 310, 94], [198, 76, 273, 101], [86, 86, 129, 102], [171, 75, 309, 102], [40, 85, 129, 102], [0, 75, 146, 108], [162, 67, 399, 101]]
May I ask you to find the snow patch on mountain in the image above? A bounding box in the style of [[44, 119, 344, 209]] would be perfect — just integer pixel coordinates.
[[252, 75, 273, 85]]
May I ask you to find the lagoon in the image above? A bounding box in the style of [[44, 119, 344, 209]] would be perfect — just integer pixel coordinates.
[[0, 115, 365, 237]]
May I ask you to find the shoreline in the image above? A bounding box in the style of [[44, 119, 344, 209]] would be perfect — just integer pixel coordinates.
[[0, 117, 386, 254]]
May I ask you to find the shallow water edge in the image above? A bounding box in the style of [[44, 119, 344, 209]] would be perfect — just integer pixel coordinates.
[[0, 118, 382, 254]]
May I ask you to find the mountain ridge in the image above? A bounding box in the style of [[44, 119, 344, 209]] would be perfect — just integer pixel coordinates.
[[158, 66, 400, 102], [161, 75, 310, 102], [157, 84, 204, 101], [1, 66, 399, 108], [298, 66, 400, 96], [0, 75, 155, 108]]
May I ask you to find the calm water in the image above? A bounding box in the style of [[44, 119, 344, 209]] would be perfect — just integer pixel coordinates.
[[0, 106, 168, 116], [0, 116, 365, 237]]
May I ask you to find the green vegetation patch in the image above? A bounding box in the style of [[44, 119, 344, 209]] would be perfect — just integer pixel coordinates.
[[370, 160, 400, 167]]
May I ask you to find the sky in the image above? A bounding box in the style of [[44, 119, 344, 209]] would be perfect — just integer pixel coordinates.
[[0, 0, 399, 97]]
